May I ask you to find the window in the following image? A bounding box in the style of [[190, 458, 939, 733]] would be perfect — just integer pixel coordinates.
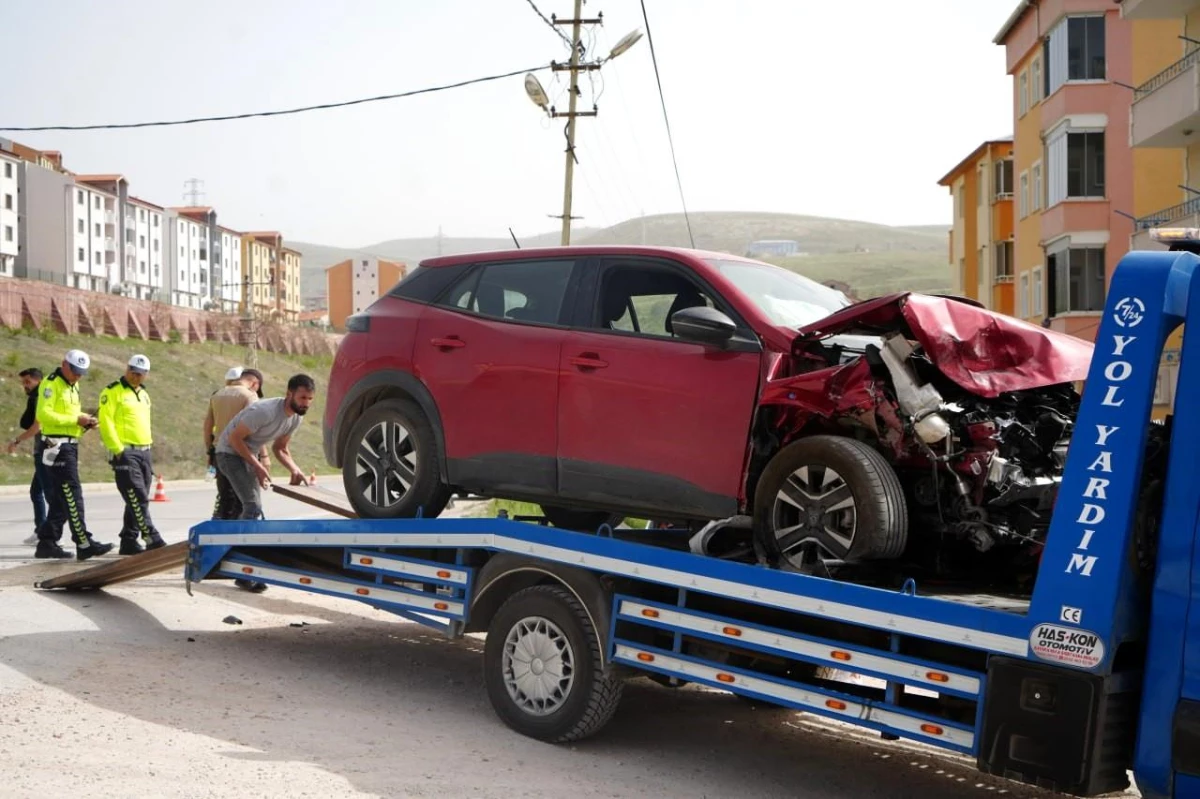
[[94, 197, 99, 209], [1045, 15, 1105, 94], [139, 235, 145, 247], [3, 162, 11, 178], [1019, 70, 1029, 116], [3, 194, 11, 210], [4, 226, 12, 242], [153, 239, 159, 252], [1048, 130, 1105, 204], [977, 167, 985, 206], [153, 216, 159, 227], [1032, 266, 1044, 316], [1032, 162, 1043, 211], [140, 260, 146, 274], [94, 251, 100, 265], [77, 190, 83, 205], [439, 259, 575, 325], [993, 159, 1014, 197], [995, 241, 1014, 281], [1019, 171, 1029, 218], [94, 223, 100, 237], [1050, 246, 1106, 313], [77, 219, 84, 234], [1019, 273, 1030, 318], [1031, 58, 1042, 103]]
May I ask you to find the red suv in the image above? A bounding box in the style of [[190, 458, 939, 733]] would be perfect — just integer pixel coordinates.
[[324, 246, 1093, 585]]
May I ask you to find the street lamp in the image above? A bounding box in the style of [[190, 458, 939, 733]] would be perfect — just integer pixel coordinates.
[[524, 73, 550, 114], [605, 29, 643, 62]]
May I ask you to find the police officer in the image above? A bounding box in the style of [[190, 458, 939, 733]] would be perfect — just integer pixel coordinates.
[[98, 353, 166, 555], [33, 349, 114, 561]]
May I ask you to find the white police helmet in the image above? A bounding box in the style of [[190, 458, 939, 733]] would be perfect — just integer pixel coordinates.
[[64, 349, 90, 376], [128, 354, 151, 374]]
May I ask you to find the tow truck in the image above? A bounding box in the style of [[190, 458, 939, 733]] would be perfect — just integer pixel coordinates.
[[37, 233, 1200, 797]]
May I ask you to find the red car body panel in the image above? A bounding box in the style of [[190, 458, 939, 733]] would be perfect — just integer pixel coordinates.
[[792, 292, 1095, 397]]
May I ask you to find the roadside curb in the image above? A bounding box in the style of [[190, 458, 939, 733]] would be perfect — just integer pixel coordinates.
[[0, 478, 212, 497]]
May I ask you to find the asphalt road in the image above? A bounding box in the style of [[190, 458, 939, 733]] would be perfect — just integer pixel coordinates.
[[0, 478, 1144, 798]]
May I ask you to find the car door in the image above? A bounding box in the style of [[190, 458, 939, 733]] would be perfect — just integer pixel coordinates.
[[556, 255, 764, 519], [414, 256, 578, 496]]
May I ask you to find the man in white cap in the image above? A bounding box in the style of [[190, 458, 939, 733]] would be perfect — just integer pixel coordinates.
[[33, 349, 114, 560], [98, 354, 166, 555]]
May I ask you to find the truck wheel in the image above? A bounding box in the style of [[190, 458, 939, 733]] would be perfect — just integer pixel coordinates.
[[484, 584, 623, 742], [342, 398, 451, 519], [754, 435, 908, 573], [539, 505, 623, 532]]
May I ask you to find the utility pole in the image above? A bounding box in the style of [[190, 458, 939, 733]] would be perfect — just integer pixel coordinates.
[[523, 7, 641, 246]]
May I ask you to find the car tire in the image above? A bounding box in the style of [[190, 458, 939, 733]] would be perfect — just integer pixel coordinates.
[[483, 584, 624, 742], [539, 505, 623, 533], [753, 435, 907, 573], [342, 398, 451, 519]]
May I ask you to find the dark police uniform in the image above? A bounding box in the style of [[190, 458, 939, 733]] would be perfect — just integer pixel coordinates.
[[34, 368, 112, 559], [99, 376, 166, 554]]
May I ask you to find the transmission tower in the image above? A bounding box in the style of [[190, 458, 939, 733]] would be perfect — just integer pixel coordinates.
[[183, 178, 206, 206]]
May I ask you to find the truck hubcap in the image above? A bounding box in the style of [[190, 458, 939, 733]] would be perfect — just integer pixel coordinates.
[[355, 420, 418, 508], [503, 616, 575, 716], [771, 464, 857, 569]]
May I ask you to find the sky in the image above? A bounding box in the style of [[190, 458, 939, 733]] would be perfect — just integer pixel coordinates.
[[1, 0, 1018, 248]]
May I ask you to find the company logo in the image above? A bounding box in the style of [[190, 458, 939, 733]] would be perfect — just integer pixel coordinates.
[[1029, 623, 1105, 669], [1113, 296, 1145, 328]]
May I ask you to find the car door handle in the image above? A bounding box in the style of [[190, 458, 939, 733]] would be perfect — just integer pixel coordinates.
[[569, 353, 608, 370], [430, 337, 465, 350]]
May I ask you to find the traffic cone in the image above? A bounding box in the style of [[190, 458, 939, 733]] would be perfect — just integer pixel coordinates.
[[152, 474, 170, 502]]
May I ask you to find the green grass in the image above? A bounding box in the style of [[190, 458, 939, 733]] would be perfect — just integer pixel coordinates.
[[0, 330, 334, 485], [762, 250, 954, 298], [489, 499, 649, 529]]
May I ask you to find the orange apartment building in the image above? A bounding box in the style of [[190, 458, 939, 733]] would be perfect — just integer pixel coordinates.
[[938, 138, 1016, 313], [326, 256, 407, 331]]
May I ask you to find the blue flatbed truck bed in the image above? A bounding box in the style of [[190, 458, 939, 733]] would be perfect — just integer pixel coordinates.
[[50, 243, 1200, 797]]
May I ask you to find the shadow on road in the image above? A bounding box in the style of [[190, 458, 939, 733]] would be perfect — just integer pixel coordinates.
[[1, 584, 1065, 799]]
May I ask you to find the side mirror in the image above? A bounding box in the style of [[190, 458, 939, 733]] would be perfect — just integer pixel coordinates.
[[670, 306, 736, 345]]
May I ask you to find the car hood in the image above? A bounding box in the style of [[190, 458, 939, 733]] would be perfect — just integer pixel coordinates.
[[793, 292, 1095, 398]]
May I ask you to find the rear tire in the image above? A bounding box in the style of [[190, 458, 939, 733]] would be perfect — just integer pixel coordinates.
[[484, 585, 623, 742], [342, 398, 451, 519], [539, 505, 623, 533], [754, 435, 908, 573]]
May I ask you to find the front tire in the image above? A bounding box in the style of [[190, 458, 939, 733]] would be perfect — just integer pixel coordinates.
[[753, 435, 908, 573], [342, 398, 451, 519], [484, 585, 623, 742]]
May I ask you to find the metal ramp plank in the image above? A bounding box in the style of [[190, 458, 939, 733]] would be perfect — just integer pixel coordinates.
[[35, 541, 189, 591], [269, 483, 358, 518]]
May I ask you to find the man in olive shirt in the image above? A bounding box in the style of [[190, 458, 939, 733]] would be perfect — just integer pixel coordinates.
[[34, 349, 114, 561], [204, 367, 264, 520], [98, 354, 167, 555]]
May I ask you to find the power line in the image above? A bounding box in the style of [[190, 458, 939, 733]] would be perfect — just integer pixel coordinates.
[[0, 65, 550, 132], [522, 0, 573, 48], [638, 0, 694, 248]]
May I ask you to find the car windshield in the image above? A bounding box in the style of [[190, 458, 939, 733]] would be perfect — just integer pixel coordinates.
[[707, 259, 853, 329]]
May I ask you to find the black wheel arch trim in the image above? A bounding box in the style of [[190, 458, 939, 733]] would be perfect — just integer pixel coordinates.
[[331, 370, 447, 482]]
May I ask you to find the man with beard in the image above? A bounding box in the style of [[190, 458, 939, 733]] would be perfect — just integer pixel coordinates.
[[214, 374, 315, 591], [7, 367, 48, 545]]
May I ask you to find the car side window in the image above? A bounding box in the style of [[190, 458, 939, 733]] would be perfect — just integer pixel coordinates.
[[438, 259, 575, 326], [594, 264, 719, 340]]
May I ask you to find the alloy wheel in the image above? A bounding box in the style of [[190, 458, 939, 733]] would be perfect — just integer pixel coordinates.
[[354, 420, 418, 509], [770, 463, 858, 570]]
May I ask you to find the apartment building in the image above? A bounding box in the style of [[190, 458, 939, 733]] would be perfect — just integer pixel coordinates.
[[326, 256, 407, 331], [280, 247, 302, 322], [1124, 0, 1200, 241], [995, 0, 1182, 338], [240, 232, 303, 321], [165, 209, 213, 309], [70, 179, 120, 293], [938, 139, 1015, 313], [241, 234, 276, 316], [126, 197, 165, 301], [0, 150, 18, 277], [217, 227, 243, 313]]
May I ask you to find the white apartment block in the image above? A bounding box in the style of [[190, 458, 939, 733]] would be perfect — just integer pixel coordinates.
[[0, 152, 18, 277], [71, 183, 116, 292], [217, 228, 243, 311], [171, 214, 210, 309], [126, 198, 164, 301]]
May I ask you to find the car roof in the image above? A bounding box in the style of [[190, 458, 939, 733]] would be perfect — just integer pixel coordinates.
[[417, 245, 762, 268]]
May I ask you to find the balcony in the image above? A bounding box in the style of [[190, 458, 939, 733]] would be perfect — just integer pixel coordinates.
[[1132, 197, 1200, 249], [104, 210, 116, 226], [1131, 49, 1200, 148], [1120, 0, 1199, 18], [104, 237, 116, 253]]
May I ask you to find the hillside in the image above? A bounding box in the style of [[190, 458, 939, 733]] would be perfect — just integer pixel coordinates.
[[0, 331, 333, 486], [291, 212, 951, 301]]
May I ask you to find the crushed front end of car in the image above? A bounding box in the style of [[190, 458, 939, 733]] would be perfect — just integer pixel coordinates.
[[751, 292, 1094, 589]]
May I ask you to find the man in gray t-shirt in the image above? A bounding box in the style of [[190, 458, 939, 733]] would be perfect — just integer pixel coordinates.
[[214, 373, 317, 523]]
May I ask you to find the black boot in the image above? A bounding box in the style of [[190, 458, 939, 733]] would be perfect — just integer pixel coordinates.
[[77, 539, 115, 561], [119, 538, 145, 556], [35, 541, 71, 559], [144, 535, 167, 551]]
